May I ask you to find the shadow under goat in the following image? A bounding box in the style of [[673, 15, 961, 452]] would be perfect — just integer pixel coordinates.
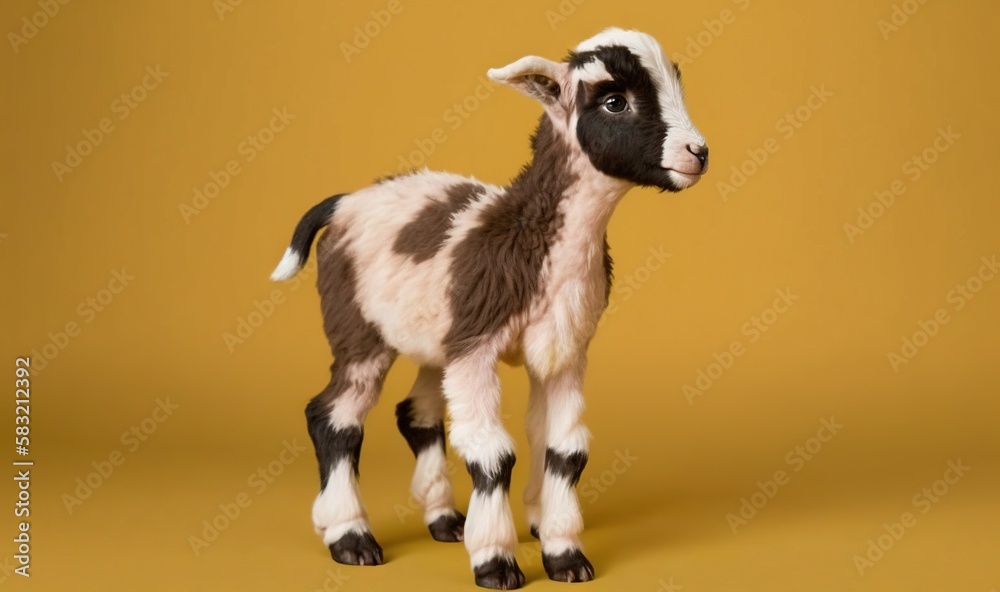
[[270, 27, 708, 590]]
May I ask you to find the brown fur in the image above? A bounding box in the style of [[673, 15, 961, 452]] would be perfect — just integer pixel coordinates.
[[312, 229, 395, 407], [601, 234, 614, 304], [443, 117, 579, 359], [393, 183, 487, 263]]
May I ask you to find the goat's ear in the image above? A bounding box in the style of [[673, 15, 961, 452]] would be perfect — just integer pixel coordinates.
[[488, 56, 568, 112]]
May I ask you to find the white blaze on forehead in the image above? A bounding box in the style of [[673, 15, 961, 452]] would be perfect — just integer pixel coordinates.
[[575, 58, 612, 84], [576, 28, 705, 167]]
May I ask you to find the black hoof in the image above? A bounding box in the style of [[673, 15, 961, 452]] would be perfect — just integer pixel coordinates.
[[474, 556, 526, 590], [328, 530, 384, 566], [543, 549, 594, 583], [529, 525, 540, 540], [428, 511, 465, 542]]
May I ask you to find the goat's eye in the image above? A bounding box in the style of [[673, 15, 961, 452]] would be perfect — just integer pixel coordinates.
[[603, 94, 628, 113]]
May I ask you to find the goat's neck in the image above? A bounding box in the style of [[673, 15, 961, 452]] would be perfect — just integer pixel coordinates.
[[510, 116, 632, 257], [510, 118, 633, 291]]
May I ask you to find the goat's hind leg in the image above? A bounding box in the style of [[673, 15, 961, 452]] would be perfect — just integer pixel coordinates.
[[396, 366, 465, 542], [307, 351, 393, 566]]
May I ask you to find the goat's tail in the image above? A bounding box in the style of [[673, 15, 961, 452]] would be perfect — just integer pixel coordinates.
[[269, 194, 345, 281]]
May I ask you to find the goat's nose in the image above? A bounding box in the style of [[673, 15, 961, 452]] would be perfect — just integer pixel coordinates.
[[687, 144, 709, 171]]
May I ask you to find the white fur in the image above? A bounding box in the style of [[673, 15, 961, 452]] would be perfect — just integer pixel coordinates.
[[523, 375, 548, 530], [412, 446, 457, 524], [465, 488, 518, 568], [403, 366, 459, 524], [328, 354, 392, 429], [487, 55, 563, 85], [523, 151, 624, 380], [269, 248, 301, 281], [533, 364, 590, 556], [442, 350, 516, 471], [575, 58, 613, 84], [312, 458, 370, 545], [333, 172, 507, 367]]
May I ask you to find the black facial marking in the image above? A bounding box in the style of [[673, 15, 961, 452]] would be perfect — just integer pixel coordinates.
[[544, 448, 589, 486], [305, 398, 364, 489], [466, 452, 516, 493], [569, 46, 686, 192], [395, 398, 445, 456], [542, 548, 595, 583]]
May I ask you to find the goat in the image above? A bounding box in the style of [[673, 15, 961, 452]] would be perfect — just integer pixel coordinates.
[[270, 28, 708, 589]]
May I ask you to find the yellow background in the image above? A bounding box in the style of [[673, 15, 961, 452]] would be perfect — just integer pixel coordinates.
[[2, 0, 998, 590]]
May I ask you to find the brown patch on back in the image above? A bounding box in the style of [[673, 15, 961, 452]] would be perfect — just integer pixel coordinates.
[[393, 183, 487, 263], [443, 117, 578, 359]]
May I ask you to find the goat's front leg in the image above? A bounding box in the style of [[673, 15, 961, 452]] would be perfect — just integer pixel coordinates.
[[443, 354, 525, 590], [530, 358, 594, 582]]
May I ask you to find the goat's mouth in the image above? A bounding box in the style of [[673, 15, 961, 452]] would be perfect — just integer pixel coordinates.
[[663, 168, 704, 190]]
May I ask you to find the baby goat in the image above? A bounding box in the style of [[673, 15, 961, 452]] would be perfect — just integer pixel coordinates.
[[270, 28, 707, 589]]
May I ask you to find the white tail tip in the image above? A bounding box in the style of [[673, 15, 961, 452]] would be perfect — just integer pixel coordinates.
[[270, 248, 302, 281]]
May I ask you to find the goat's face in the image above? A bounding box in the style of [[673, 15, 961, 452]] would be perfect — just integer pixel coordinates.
[[489, 28, 707, 192]]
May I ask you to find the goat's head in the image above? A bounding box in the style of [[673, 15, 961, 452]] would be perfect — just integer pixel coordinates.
[[489, 28, 708, 192]]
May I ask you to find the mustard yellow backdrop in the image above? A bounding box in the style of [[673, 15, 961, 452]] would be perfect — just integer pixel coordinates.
[[1, 1, 997, 590]]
